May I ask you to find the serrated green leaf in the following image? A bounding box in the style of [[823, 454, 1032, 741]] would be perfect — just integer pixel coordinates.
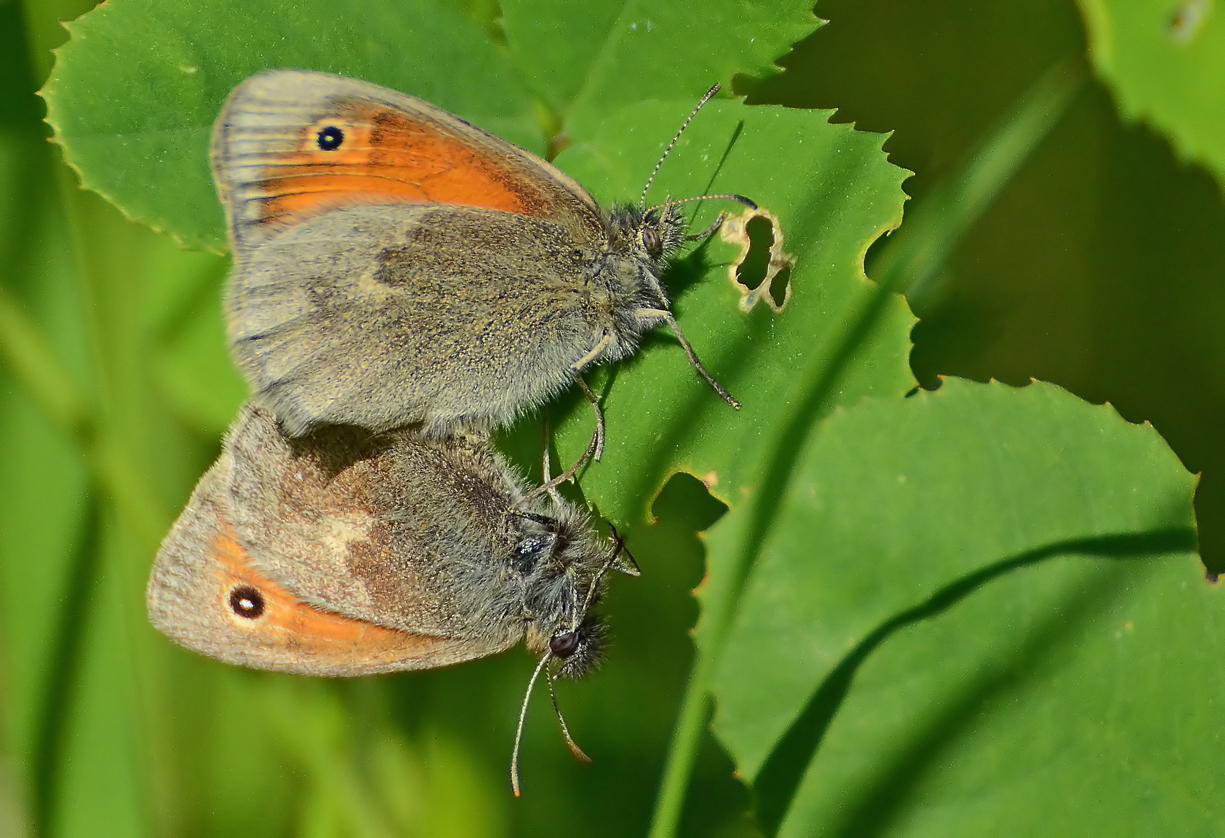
[[41, 0, 539, 252], [777, 553, 1219, 836], [500, 0, 820, 131], [45, 0, 910, 526], [499, 0, 626, 118], [706, 378, 1199, 830], [1077, 0, 1225, 192]]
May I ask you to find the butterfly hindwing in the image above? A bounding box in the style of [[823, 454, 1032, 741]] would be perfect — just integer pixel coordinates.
[[147, 449, 498, 675]]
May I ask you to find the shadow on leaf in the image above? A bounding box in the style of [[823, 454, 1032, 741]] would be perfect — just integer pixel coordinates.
[[752, 526, 1198, 836]]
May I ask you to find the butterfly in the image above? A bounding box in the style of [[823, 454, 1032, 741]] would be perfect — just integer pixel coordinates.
[[212, 70, 749, 481], [148, 404, 634, 792]]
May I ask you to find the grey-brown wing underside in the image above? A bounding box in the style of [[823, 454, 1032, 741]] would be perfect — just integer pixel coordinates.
[[148, 445, 505, 675], [226, 203, 611, 435], [224, 405, 530, 651]]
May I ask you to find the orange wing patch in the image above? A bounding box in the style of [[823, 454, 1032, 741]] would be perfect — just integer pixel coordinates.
[[210, 525, 450, 672], [256, 103, 553, 227]]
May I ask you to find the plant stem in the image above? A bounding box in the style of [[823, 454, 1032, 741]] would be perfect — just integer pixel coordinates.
[[648, 633, 712, 838]]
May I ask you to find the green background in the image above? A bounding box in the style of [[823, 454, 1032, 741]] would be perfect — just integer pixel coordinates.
[[2, 0, 1223, 835]]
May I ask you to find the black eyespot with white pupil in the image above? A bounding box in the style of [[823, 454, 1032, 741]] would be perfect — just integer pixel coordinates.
[[229, 585, 265, 619], [549, 630, 581, 658], [316, 126, 345, 151]]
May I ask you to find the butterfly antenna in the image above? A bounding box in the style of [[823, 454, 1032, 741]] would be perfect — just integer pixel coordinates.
[[607, 521, 640, 575], [640, 83, 724, 208], [576, 525, 631, 625], [646, 193, 757, 216], [646, 195, 757, 242], [547, 671, 591, 763], [511, 651, 553, 797]]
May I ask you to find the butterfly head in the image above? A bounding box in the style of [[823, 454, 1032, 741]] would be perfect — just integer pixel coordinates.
[[547, 614, 609, 680], [509, 508, 633, 795], [605, 202, 687, 269], [517, 504, 628, 680]]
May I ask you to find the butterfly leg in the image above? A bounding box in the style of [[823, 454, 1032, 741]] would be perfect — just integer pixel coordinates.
[[685, 211, 727, 242], [571, 331, 612, 372], [633, 308, 740, 409], [509, 508, 561, 529], [540, 415, 564, 505], [551, 331, 611, 472], [575, 376, 605, 462], [528, 377, 603, 500]]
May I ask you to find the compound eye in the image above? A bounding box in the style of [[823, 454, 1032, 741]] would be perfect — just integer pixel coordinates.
[[641, 227, 663, 257], [228, 585, 266, 619], [549, 630, 581, 658]]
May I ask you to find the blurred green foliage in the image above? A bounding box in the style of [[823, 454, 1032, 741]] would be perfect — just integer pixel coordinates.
[[2, 0, 1224, 836]]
